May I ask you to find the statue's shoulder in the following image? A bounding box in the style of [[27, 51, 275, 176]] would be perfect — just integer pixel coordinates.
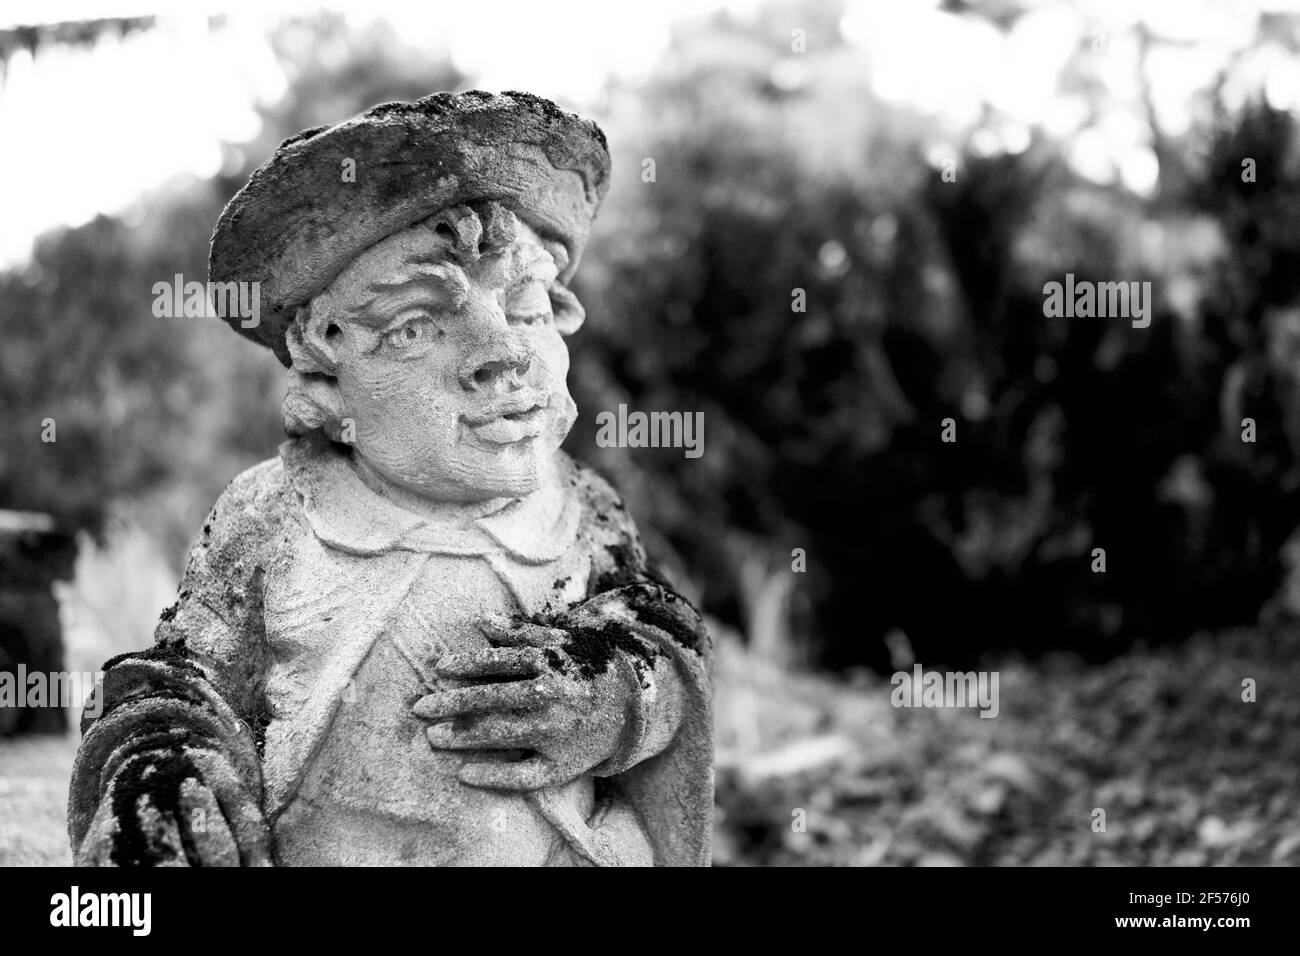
[[217, 454, 293, 516], [195, 453, 298, 559], [555, 452, 656, 586], [556, 452, 633, 530]]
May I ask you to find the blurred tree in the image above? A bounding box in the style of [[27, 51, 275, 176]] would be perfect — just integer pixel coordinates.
[[569, 0, 1300, 670], [0, 17, 156, 74], [0, 14, 464, 562]]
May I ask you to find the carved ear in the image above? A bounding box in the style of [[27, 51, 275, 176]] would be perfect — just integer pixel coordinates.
[[282, 303, 347, 437], [549, 283, 586, 336], [287, 302, 343, 373], [282, 379, 347, 437]]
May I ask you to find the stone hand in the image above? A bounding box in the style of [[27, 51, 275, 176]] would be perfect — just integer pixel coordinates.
[[413, 618, 634, 791], [76, 744, 270, 867]]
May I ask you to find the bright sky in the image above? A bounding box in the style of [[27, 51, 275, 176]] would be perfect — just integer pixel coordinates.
[[2, 0, 1299, 268]]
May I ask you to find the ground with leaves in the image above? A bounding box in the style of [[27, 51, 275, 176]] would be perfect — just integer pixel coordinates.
[[2, 622, 1298, 866], [713, 622, 1300, 866]]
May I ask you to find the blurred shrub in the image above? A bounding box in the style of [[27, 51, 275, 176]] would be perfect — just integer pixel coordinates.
[[567, 6, 1300, 669]]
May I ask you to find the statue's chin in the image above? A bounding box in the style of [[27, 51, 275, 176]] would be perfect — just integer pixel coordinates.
[[356, 413, 567, 505], [464, 448, 548, 499], [414, 444, 550, 504]]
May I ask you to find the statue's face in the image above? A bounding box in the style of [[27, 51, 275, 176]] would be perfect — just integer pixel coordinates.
[[314, 216, 577, 503]]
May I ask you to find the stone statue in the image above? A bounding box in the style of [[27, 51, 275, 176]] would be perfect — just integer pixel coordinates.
[[68, 91, 713, 866]]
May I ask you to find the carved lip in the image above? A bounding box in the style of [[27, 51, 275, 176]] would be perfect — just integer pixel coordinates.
[[462, 392, 548, 444]]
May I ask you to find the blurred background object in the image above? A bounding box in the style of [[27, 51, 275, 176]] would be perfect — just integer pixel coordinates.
[[0, 511, 75, 735], [3, 0, 1300, 865]]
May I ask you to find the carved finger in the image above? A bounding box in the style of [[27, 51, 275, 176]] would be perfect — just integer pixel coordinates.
[[543, 675, 591, 707], [133, 796, 190, 867], [177, 778, 241, 867], [434, 647, 546, 681], [457, 755, 565, 791], [479, 619, 566, 649], [181, 748, 274, 867], [76, 796, 124, 866], [96, 751, 195, 866], [425, 715, 540, 751], [413, 678, 560, 720]]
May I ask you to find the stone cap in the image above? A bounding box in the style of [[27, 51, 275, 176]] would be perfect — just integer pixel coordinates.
[[209, 90, 611, 367]]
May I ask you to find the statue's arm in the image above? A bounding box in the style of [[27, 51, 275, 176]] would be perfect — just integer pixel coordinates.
[[69, 461, 285, 866], [571, 462, 711, 776]]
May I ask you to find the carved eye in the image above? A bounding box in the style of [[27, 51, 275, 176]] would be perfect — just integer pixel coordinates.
[[381, 315, 440, 352]]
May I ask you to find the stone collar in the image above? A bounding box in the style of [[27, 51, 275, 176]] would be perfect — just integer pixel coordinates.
[[280, 435, 579, 564]]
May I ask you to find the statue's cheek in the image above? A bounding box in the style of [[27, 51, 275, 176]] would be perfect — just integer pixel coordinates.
[[532, 332, 571, 381], [340, 357, 451, 411]]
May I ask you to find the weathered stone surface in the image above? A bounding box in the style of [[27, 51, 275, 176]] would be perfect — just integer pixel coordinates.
[[69, 92, 713, 866]]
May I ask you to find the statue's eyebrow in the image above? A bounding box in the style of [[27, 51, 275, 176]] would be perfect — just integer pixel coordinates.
[[347, 260, 470, 320]]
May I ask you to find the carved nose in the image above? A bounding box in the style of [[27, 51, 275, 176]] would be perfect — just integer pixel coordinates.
[[460, 343, 531, 392]]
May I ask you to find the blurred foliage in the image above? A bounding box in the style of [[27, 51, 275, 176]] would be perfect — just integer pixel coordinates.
[[4, 1, 1300, 671], [567, 2, 1300, 670], [0, 16, 157, 72]]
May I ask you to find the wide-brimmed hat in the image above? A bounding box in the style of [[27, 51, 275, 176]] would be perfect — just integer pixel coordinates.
[[209, 90, 611, 366]]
